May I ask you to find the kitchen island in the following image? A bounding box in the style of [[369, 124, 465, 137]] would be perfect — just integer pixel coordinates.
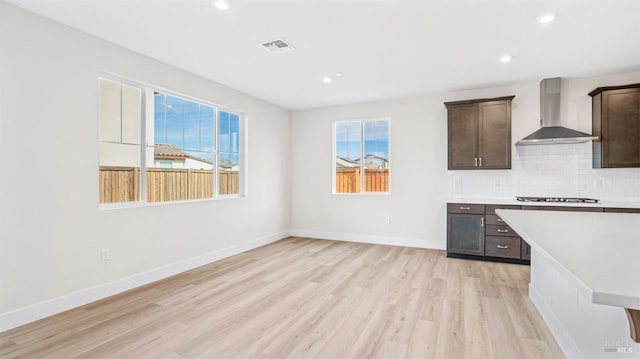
[[496, 209, 640, 358]]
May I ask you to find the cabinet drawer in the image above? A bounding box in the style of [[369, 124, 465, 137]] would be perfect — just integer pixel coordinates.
[[485, 236, 521, 259], [486, 224, 519, 237], [447, 203, 485, 214], [485, 204, 521, 215], [485, 214, 510, 226]]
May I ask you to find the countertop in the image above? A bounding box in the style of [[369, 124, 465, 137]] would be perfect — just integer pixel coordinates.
[[496, 209, 640, 310], [447, 197, 640, 209]]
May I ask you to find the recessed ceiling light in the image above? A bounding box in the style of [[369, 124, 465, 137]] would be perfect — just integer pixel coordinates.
[[335, 72, 344, 77], [213, 0, 231, 10], [322, 76, 332, 84], [499, 55, 512, 63], [538, 13, 555, 24]]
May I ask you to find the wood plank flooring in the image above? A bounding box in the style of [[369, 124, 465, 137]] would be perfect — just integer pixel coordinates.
[[0, 237, 564, 358]]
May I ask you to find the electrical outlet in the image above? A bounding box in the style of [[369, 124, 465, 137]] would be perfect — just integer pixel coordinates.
[[101, 248, 110, 261], [384, 216, 391, 224]]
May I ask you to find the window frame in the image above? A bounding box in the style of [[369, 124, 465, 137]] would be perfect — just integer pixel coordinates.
[[98, 73, 247, 210], [332, 118, 391, 195]]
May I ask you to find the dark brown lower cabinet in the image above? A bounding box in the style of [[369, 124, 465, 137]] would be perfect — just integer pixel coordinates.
[[446, 204, 485, 256], [447, 203, 529, 264], [484, 204, 528, 263], [446, 202, 637, 264]]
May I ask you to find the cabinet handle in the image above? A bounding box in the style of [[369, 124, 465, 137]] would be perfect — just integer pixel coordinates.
[[481, 218, 484, 227], [497, 245, 509, 249], [497, 229, 509, 233], [459, 206, 471, 210], [496, 218, 504, 222], [479, 157, 482, 166], [474, 158, 478, 166]]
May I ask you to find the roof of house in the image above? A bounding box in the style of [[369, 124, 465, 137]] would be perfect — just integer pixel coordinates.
[[218, 158, 235, 169], [154, 144, 217, 167], [336, 155, 389, 169], [336, 156, 359, 168], [154, 144, 189, 159]]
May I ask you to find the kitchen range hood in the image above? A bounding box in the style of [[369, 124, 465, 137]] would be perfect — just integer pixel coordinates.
[[516, 77, 597, 145]]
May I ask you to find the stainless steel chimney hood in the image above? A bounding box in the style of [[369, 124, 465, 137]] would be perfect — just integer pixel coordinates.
[[516, 77, 597, 145]]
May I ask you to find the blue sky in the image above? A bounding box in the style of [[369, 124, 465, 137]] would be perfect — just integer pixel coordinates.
[[154, 93, 239, 164], [335, 120, 389, 161]]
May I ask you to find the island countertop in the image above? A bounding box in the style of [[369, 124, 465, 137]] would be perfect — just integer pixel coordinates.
[[448, 197, 640, 209], [496, 209, 640, 310]]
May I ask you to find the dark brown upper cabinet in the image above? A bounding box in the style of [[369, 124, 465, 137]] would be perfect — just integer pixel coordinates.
[[589, 83, 640, 168], [445, 96, 514, 170]]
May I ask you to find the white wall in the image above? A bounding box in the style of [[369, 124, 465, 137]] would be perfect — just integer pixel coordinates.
[[290, 72, 640, 249], [0, 0, 291, 320], [290, 96, 450, 249]]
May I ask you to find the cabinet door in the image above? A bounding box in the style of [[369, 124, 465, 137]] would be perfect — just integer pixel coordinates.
[[447, 213, 484, 256], [602, 88, 640, 167], [478, 100, 511, 169], [447, 104, 478, 170]]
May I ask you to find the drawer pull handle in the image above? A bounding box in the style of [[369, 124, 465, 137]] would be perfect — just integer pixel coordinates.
[[496, 218, 504, 222], [459, 207, 471, 210], [497, 229, 509, 233], [497, 245, 509, 249]]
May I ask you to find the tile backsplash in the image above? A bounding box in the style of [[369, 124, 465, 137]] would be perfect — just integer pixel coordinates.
[[447, 142, 640, 202]]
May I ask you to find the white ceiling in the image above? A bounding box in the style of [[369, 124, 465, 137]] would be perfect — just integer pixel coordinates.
[[7, 0, 640, 110]]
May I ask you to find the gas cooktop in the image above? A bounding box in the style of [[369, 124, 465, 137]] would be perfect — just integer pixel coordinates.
[[516, 196, 600, 204]]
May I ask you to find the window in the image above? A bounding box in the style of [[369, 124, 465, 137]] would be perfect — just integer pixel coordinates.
[[98, 76, 244, 206], [334, 119, 390, 194]]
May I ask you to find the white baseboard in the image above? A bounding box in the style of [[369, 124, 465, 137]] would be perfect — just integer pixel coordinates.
[[529, 283, 582, 359], [289, 229, 445, 250], [0, 231, 289, 333]]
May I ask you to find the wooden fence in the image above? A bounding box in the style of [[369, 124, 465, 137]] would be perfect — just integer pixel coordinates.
[[99, 167, 141, 203], [335, 168, 389, 193], [99, 167, 239, 203]]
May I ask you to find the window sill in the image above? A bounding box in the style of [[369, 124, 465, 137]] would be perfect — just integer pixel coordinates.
[[99, 194, 245, 210]]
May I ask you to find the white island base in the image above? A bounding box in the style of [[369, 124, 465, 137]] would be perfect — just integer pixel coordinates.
[[529, 247, 637, 358], [496, 210, 640, 358]]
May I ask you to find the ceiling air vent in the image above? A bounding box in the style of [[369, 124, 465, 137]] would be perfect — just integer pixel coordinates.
[[261, 38, 295, 53]]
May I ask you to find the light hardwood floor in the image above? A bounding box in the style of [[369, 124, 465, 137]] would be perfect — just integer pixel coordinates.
[[0, 237, 564, 358]]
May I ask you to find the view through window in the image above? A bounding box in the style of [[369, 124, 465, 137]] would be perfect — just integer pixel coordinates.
[[334, 119, 390, 193], [98, 77, 243, 206]]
